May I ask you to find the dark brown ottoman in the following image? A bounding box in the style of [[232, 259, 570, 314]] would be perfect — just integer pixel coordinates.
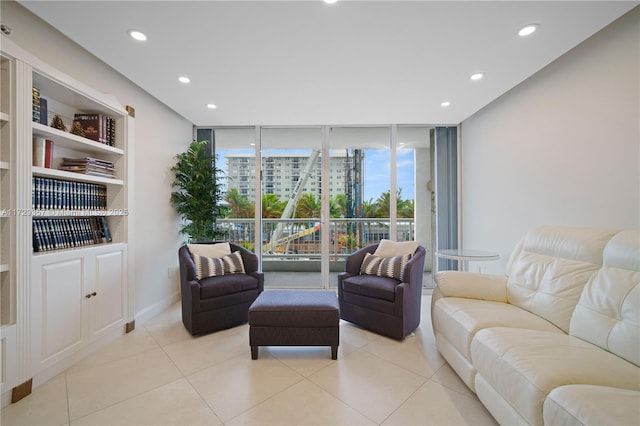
[[248, 290, 340, 360]]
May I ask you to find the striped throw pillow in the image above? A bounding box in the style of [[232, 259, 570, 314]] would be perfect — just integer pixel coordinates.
[[222, 250, 245, 274], [360, 252, 411, 280], [191, 253, 225, 279]]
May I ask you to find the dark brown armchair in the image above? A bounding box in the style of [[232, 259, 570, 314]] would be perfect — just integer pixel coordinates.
[[338, 243, 426, 340], [179, 242, 264, 335]]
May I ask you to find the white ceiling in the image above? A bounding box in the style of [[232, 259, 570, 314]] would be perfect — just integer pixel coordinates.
[[18, 1, 638, 127]]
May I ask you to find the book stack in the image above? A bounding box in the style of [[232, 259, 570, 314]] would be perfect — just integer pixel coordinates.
[[32, 216, 112, 252], [74, 113, 116, 146], [59, 157, 115, 178], [32, 177, 107, 210]]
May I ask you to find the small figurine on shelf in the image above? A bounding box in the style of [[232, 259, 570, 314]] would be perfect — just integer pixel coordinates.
[[70, 120, 85, 137], [50, 114, 67, 132]]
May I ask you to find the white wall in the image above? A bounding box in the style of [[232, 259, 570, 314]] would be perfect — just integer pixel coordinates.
[[2, 2, 192, 319], [460, 7, 639, 274]]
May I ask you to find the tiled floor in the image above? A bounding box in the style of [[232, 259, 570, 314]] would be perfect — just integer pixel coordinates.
[[2, 294, 497, 426]]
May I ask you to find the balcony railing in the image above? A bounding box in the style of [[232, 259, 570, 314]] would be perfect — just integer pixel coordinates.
[[216, 218, 415, 260]]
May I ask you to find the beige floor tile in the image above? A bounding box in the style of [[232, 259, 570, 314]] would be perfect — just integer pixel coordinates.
[[0, 374, 69, 426], [143, 303, 193, 347], [309, 349, 427, 424], [382, 380, 498, 426], [363, 327, 446, 379], [162, 326, 249, 376], [339, 321, 383, 348], [187, 356, 303, 422], [66, 347, 182, 420], [226, 379, 375, 425], [66, 327, 160, 375], [71, 378, 221, 425], [260, 346, 336, 377], [431, 363, 477, 399]]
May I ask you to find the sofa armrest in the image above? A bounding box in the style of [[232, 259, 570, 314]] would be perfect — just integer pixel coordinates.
[[435, 271, 508, 302]]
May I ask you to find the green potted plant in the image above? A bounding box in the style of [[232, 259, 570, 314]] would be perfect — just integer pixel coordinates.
[[170, 140, 227, 242]]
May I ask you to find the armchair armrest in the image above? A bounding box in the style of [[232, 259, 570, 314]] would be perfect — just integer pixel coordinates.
[[434, 271, 508, 302]]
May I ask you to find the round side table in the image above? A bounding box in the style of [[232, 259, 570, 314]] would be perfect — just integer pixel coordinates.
[[435, 248, 499, 272]]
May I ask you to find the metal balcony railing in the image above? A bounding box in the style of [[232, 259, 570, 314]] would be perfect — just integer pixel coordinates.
[[216, 218, 415, 260]]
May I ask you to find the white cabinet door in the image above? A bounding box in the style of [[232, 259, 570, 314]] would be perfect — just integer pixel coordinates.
[[90, 247, 126, 340], [31, 255, 88, 373]]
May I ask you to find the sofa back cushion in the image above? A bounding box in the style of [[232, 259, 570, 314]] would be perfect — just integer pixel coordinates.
[[506, 226, 618, 333], [570, 230, 640, 367]]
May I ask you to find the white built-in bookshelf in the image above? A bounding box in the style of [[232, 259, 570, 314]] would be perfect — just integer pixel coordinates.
[[0, 35, 134, 405]]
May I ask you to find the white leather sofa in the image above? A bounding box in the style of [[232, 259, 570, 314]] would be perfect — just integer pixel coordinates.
[[431, 226, 640, 425]]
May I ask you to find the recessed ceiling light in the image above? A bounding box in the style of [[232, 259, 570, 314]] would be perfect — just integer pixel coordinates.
[[324, 0, 339, 4], [441, 101, 451, 107], [470, 73, 484, 81], [518, 24, 538, 37], [206, 103, 217, 109], [178, 76, 191, 84], [128, 29, 147, 41]]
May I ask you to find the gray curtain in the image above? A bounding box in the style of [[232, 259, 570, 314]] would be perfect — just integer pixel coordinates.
[[433, 127, 458, 271]]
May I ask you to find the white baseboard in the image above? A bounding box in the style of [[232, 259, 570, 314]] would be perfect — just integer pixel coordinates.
[[134, 291, 180, 326]]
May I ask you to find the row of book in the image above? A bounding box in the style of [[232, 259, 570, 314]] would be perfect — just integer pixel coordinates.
[[33, 177, 107, 211], [33, 217, 112, 253], [59, 157, 115, 178], [32, 87, 48, 125], [74, 113, 116, 146]]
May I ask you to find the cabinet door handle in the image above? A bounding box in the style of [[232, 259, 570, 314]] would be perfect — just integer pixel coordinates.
[[85, 292, 97, 299]]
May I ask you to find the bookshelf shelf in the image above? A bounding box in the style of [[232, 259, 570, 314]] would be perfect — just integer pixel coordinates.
[[32, 166, 124, 186], [0, 161, 8, 170], [0, 112, 8, 122], [32, 123, 123, 156], [0, 263, 8, 273]]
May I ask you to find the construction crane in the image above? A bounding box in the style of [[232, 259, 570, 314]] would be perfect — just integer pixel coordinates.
[[264, 149, 321, 253]]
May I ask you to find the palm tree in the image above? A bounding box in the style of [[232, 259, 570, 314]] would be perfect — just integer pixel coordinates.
[[296, 193, 321, 218], [362, 199, 379, 218], [375, 191, 392, 218], [225, 188, 254, 218], [262, 194, 284, 218], [330, 193, 347, 218]]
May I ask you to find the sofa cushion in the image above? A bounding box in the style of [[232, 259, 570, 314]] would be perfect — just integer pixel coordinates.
[[543, 385, 640, 426], [506, 226, 619, 332], [432, 297, 564, 361], [360, 252, 410, 280], [570, 229, 640, 367], [341, 273, 399, 302], [471, 327, 640, 426], [200, 273, 260, 299]]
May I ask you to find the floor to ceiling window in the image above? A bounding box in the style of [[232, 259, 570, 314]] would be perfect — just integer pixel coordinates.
[[259, 127, 323, 288], [199, 125, 436, 289]]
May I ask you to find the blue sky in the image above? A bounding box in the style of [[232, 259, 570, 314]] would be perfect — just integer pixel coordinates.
[[363, 149, 414, 202]]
